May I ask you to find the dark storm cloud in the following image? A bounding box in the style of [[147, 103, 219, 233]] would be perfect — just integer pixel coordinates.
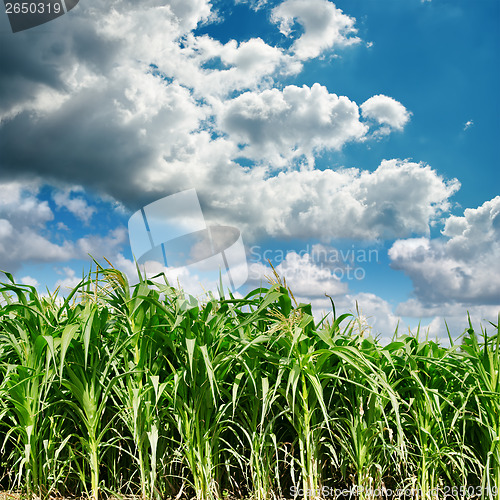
[[0, 4, 163, 209], [0, 0, 208, 211], [0, 2, 122, 114], [0, 94, 155, 208], [0, 32, 65, 112]]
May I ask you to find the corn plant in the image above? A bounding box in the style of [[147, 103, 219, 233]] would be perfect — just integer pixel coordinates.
[[460, 315, 500, 499], [0, 277, 62, 497], [0, 266, 499, 499]]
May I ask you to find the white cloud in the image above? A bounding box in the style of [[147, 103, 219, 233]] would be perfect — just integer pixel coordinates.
[[248, 251, 348, 296], [134, 156, 458, 242], [218, 88, 410, 167], [0, 182, 72, 270], [75, 227, 128, 260], [0, 158, 459, 280], [247, 252, 403, 342], [220, 37, 287, 73], [0, 182, 129, 273], [0, 181, 52, 227], [53, 187, 97, 224], [95, 6, 300, 98], [180, 36, 302, 95], [165, 0, 214, 31], [20, 276, 40, 288], [389, 196, 500, 306], [204, 159, 459, 241], [361, 95, 411, 134], [395, 300, 498, 345], [218, 83, 368, 167], [235, 0, 269, 10], [0, 220, 74, 270], [271, 0, 361, 60], [54, 267, 83, 292], [246, 251, 496, 345]]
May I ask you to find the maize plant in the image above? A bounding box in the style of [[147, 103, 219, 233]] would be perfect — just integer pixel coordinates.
[[0, 266, 498, 499]]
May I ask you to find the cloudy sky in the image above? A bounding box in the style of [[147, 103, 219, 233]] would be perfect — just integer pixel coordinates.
[[0, 0, 499, 342]]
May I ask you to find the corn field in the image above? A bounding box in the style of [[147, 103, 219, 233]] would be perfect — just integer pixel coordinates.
[[0, 265, 498, 500]]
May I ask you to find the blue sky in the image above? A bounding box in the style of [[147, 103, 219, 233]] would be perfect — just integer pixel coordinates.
[[0, 0, 498, 341]]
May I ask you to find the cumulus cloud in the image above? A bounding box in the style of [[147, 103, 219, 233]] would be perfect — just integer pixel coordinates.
[[0, 0, 288, 118], [127, 157, 458, 243], [389, 196, 500, 306], [0, 67, 207, 204], [0, 182, 71, 270], [53, 187, 97, 224], [20, 276, 40, 288], [75, 227, 128, 259], [0, 182, 128, 273], [202, 159, 459, 241], [247, 250, 497, 344], [271, 0, 361, 60], [0, 219, 74, 271], [218, 83, 368, 167], [248, 251, 402, 341], [0, 161, 459, 279], [0, 0, 296, 202], [178, 35, 302, 94], [396, 300, 498, 345], [0, 181, 53, 227], [248, 251, 348, 296], [54, 267, 84, 292], [361, 95, 412, 134]]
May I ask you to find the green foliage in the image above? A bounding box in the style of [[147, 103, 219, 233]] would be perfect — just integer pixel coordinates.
[[0, 267, 498, 499]]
